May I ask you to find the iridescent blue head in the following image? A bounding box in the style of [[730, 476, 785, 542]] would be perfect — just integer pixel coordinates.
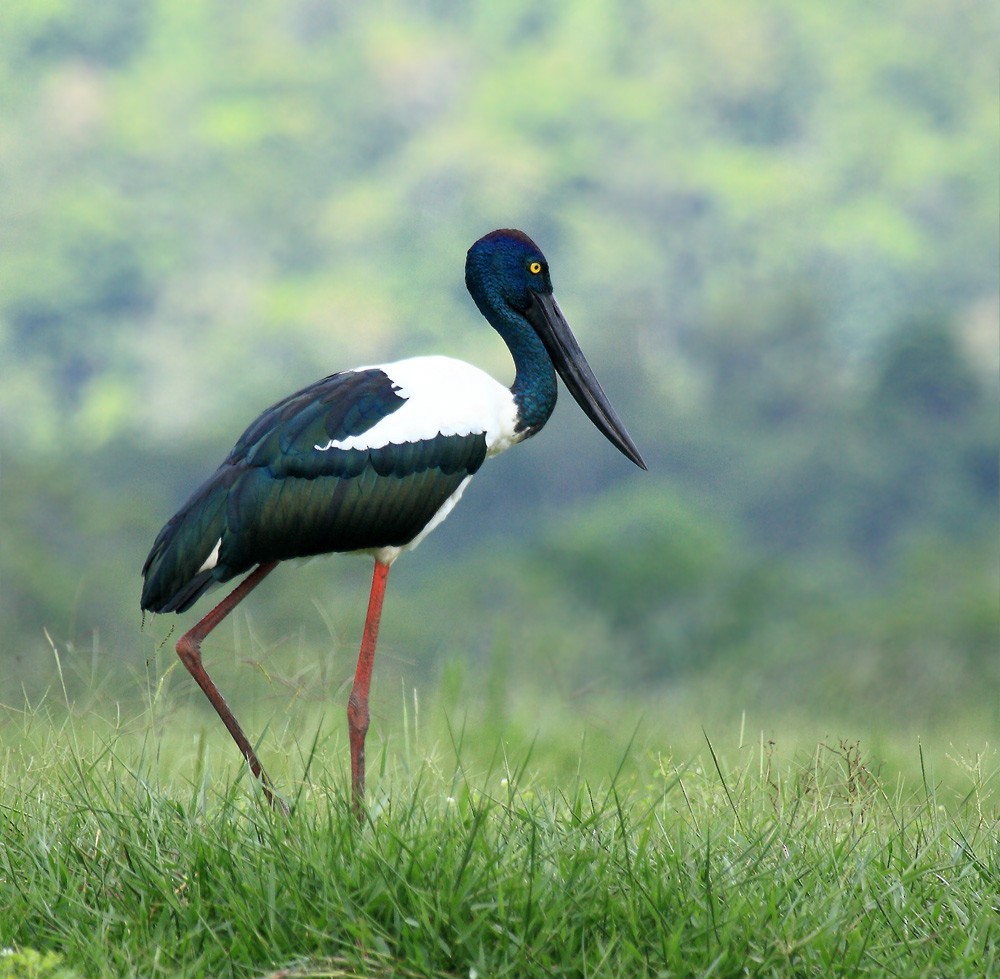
[[465, 229, 552, 315], [466, 229, 646, 469]]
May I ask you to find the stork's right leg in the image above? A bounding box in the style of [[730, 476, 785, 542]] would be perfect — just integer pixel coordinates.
[[347, 559, 391, 820], [175, 561, 288, 813]]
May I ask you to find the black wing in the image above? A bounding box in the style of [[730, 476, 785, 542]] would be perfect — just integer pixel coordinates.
[[140, 368, 488, 614]]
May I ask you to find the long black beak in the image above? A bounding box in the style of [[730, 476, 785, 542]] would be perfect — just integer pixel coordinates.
[[526, 291, 647, 470]]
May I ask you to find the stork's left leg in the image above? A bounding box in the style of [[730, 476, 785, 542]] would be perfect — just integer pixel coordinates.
[[174, 561, 288, 814], [347, 559, 390, 819]]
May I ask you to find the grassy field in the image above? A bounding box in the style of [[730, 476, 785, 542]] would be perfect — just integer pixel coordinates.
[[0, 664, 996, 978]]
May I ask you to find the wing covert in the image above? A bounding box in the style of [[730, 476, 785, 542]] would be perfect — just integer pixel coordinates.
[[232, 369, 407, 469]]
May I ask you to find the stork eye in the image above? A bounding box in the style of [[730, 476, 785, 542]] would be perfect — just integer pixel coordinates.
[[529, 261, 542, 274]]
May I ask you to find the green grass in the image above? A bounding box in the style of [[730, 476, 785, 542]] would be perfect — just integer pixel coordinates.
[[0, 678, 997, 977]]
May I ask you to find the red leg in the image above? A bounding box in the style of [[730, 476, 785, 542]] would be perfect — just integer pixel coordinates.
[[174, 561, 288, 813], [347, 559, 391, 819]]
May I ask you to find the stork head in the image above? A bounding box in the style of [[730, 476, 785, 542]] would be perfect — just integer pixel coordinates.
[[465, 228, 552, 314], [466, 229, 646, 470]]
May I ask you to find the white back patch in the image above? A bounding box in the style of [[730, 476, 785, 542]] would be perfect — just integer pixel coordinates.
[[313, 357, 520, 455]]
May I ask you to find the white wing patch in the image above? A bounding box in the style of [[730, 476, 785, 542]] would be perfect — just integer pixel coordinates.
[[197, 537, 222, 574], [313, 356, 520, 457]]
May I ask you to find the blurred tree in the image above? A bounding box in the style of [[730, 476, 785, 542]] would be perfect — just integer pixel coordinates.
[[0, 0, 995, 725], [871, 318, 982, 423]]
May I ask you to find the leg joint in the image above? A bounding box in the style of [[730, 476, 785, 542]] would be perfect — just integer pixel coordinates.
[[347, 691, 370, 737], [175, 633, 201, 669]]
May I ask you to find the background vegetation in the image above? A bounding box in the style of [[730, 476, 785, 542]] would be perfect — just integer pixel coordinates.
[[1, 0, 996, 836]]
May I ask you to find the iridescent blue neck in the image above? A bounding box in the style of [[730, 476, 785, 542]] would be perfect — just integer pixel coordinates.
[[503, 311, 558, 436], [469, 289, 557, 436]]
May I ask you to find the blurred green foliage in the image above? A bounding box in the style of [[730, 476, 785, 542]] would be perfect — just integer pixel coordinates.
[[0, 1, 996, 732]]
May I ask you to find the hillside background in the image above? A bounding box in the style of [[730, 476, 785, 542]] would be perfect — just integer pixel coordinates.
[[1, 1, 996, 752]]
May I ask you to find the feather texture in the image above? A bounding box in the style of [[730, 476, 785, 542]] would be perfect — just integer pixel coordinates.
[[141, 364, 503, 613]]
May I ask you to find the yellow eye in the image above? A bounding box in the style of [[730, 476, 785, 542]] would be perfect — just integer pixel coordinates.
[[529, 261, 542, 274]]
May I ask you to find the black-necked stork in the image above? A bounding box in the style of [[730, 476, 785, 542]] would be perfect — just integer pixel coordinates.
[[141, 229, 646, 815]]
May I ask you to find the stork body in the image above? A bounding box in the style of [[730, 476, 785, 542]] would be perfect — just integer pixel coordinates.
[[141, 229, 645, 815]]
